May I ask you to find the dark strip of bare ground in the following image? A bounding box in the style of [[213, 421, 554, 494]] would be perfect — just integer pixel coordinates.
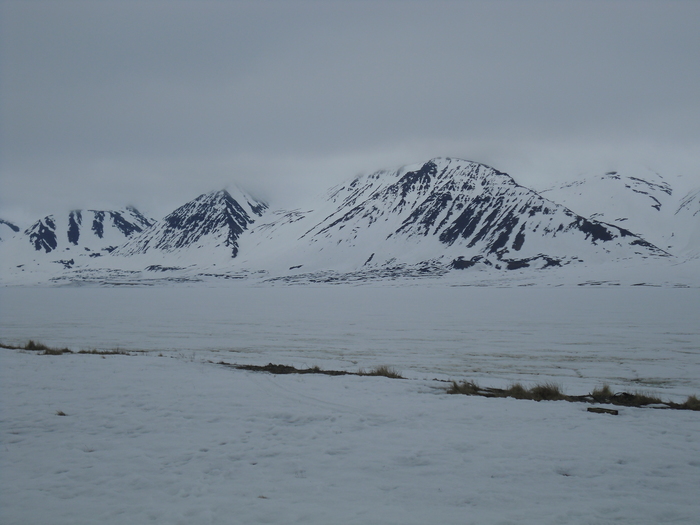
[[218, 360, 699, 412], [3, 341, 697, 411], [215, 361, 403, 379], [447, 380, 700, 412], [0, 341, 137, 355], [224, 362, 352, 376]]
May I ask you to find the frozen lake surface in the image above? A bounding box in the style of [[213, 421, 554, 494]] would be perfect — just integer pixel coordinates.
[[1, 282, 699, 524], [1, 283, 699, 397]]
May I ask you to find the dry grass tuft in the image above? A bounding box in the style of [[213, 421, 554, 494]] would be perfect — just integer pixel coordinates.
[[681, 395, 700, 411], [2, 340, 135, 356], [591, 384, 614, 401], [42, 348, 74, 355], [612, 391, 664, 406], [18, 340, 73, 354], [25, 340, 51, 351], [503, 383, 530, 399], [449, 381, 568, 402], [77, 349, 130, 355], [358, 365, 403, 379], [448, 380, 480, 395], [529, 382, 567, 401]]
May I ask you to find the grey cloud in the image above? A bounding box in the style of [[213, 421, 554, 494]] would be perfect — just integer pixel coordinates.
[[1, 0, 699, 221]]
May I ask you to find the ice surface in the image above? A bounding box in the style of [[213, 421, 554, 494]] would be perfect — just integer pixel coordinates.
[[1, 284, 698, 396], [1, 283, 699, 524]]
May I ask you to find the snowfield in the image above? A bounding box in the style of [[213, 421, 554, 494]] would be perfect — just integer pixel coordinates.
[[1, 282, 699, 524]]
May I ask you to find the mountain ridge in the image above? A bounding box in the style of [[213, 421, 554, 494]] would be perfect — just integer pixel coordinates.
[[1, 157, 696, 285], [246, 158, 668, 274], [540, 168, 699, 256], [116, 188, 267, 258]]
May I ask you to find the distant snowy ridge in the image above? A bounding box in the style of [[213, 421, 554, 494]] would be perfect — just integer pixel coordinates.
[[2, 158, 698, 285], [0, 207, 154, 282], [234, 158, 668, 278], [540, 169, 700, 256], [294, 158, 666, 267], [675, 188, 700, 256], [15, 207, 152, 255]]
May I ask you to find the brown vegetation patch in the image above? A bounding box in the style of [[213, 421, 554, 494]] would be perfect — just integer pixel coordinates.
[[448, 379, 699, 411], [218, 361, 403, 379], [1, 340, 134, 356], [681, 395, 700, 411], [357, 365, 404, 379], [221, 362, 352, 376]]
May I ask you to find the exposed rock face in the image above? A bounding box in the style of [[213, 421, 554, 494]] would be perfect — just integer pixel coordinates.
[[22, 208, 153, 254], [117, 189, 267, 257], [26, 216, 58, 253], [4, 158, 694, 285], [294, 158, 666, 267]]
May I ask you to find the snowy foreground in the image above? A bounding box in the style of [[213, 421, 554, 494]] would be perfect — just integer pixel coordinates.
[[1, 283, 699, 524]]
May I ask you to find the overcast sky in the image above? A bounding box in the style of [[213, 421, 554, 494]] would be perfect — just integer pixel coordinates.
[[1, 0, 699, 223]]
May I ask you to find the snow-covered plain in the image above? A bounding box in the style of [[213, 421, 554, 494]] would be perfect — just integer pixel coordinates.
[[1, 282, 700, 524]]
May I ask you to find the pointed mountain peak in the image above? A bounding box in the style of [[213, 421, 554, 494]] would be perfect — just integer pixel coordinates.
[[196, 189, 232, 202], [118, 187, 267, 257], [294, 157, 667, 272], [192, 188, 268, 216], [24, 215, 58, 253]]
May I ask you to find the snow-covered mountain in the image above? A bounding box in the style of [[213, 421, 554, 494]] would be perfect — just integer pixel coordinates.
[[1, 157, 697, 285], [21, 207, 153, 255], [540, 169, 700, 257], [674, 188, 700, 256], [6, 207, 151, 256], [0, 207, 153, 281], [239, 158, 668, 275], [116, 188, 267, 258]]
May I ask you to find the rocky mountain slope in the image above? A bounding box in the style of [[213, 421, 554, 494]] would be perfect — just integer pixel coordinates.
[[0, 207, 153, 280], [539, 169, 700, 256], [676, 188, 700, 256], [23, 207, 153, 254], [116, 188, 267, 259], [1, 157, 696, 285], [236, 159, 670, 277]]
